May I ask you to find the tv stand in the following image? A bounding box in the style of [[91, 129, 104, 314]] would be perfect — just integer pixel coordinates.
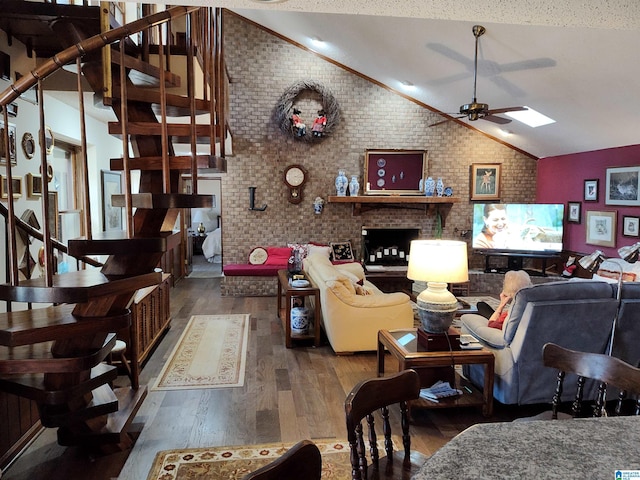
[[482, 252, 558, 277]]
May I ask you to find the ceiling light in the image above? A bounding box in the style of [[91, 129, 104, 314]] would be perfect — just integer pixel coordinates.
[[311, 36, 325, 46], [500, 129, 513, 136], [401, 81, 416, 90], [505, 107, 555, 128]]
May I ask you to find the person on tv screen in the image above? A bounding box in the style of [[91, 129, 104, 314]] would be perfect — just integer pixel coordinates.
[[473, 204, 510, 249], [477, 270, 532, 329]]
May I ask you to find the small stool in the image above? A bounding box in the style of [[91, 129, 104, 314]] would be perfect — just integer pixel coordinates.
[[109, 339, 133, 385]]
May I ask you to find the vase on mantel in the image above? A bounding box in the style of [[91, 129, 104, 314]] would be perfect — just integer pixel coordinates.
[[335, 170, 348, 196], [424, 176, 435, 197], [349, 175, 360, 196], [436, 178, 445, 197]]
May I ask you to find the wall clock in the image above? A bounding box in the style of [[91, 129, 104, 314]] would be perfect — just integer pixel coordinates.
[[283, 164, 308, 204]]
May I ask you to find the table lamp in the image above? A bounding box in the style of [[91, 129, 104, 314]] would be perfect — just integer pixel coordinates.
[[192, 210, 206, 235], [407, 240, 469, 333]]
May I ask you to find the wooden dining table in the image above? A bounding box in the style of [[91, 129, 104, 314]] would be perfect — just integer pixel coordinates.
[[412, 415, 640, 479]]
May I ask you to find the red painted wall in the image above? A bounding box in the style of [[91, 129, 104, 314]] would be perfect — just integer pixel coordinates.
[[537, 144, 640, 257]]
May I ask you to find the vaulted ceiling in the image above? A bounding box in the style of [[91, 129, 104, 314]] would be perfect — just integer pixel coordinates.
[[193, 0, 640, 159]]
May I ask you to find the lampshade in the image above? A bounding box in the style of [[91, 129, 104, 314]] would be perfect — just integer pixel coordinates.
[[408, 240, 469, 334], [619, 242, 640, 264], [578, 250, 605, 273]]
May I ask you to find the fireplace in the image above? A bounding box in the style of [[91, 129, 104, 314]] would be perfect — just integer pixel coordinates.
[[361, 227, 421, 268]]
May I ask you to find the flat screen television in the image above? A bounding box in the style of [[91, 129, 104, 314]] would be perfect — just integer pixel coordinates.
[[472, 203, 565, 256]]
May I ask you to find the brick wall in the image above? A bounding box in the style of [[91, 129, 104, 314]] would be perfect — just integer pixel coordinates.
[[220, 12, 538, 296]]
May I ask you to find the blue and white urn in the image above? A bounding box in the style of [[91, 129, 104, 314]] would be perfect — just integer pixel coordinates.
[[436, 178, 445, 197], [349, 175, 360, 196], [291, 306, 310, 335], [335, 170, 348, 196], [424, 176, 436, 197]]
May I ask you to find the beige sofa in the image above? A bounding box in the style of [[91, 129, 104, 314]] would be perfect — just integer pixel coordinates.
[[303, 253, 413, 354]]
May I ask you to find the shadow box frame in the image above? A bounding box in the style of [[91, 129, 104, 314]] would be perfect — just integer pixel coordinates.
[[363, 149, 427, 195], [470, 163, 502, 201]]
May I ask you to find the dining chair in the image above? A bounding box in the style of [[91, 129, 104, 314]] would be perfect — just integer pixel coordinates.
[[543, 342, 640, 418], [344, 369, 429, 480], [240, 439, 321, 480]]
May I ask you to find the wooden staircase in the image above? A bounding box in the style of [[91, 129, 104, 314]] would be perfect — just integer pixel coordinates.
[[0, 3, 227, 461]]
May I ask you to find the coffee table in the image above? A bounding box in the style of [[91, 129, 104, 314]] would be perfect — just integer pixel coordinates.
[[377, 328, 494, 416], [277, 270, 321, 348]]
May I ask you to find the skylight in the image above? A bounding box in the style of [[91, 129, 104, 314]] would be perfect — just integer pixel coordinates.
[[504, 107, 555, 128]]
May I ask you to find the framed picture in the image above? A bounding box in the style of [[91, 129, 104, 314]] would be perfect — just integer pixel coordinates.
[[0, 174, 22, 199], [27, 173, 42, 198], [605, 166, 640, 206], [584, 179, 599, 202], [0, 121, 17, 165], [470, 163, 501, 201], [363, 149, 427, 195], [101, 170, 123, 232], [567, 201, 581, 224], [622, 216, 640, 237], [586, 210, 617, 247]]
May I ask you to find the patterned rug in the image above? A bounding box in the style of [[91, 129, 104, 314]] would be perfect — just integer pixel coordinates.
[[152, 314, 249, 391], [146, 439, 353, 480]]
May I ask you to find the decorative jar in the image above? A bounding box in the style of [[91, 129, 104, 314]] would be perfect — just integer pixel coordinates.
[[436, 178, 445, 197], [424, 176, 435, 197], [291, 306, 310, 335], [335, 170, 348, 196], [349, 175, 360, 196]]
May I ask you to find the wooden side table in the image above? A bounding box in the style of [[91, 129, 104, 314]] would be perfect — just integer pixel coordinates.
[[276, 270, 321, 348], [377, 328, 494, 417]]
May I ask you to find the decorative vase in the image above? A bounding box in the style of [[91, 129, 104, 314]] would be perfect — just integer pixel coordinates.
[[349, 175, 360, 196], [424, 176, 435, 197], [288, 249, 302, 274], [313, 196, 324, 214], [291, 306, 310, 335], [436, 178, 445, 197], [335, 170, 348, 196]]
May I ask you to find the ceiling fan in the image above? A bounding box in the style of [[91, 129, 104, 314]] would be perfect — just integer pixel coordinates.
[[430, 25, 528, 127]]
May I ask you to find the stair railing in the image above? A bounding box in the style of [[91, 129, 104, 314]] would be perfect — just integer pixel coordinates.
[[0, 5, 206, 287]]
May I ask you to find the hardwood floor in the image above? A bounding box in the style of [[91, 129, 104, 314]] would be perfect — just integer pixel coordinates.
[[2, 277, 543, 480]]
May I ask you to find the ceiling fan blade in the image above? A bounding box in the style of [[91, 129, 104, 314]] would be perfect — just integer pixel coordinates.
[[486, 106, 528, 115], [429, 115, 465, 127], [498, 58, 557, 73], [481, 115, 512, 125]]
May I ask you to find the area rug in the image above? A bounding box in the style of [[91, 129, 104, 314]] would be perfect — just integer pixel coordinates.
[[152, 314, 249, 391], [145, 439, 362, 480]]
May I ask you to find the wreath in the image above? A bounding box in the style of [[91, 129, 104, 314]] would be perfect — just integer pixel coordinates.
[[274, 80, 340, 142]]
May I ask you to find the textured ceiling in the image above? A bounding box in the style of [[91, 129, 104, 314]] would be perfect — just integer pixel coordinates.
[[180, 0, 640, 158]]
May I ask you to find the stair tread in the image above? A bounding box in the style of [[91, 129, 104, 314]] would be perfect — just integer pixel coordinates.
[[68, 231, 175, 256], [0, 363, 117, 405], [111, 50, 181, 88], [0, 305, 128, 347], [109, 154, 226, 172], [57, 385, 148, 446], [109, 87, 211, 115], [40, 383, 119, 428], [0, 270, 162, 304], [108, 121, 215, 137], [0, 334, 117, 373], [111, 193, 214, 209]]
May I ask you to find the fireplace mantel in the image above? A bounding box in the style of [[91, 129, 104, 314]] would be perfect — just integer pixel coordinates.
[[327, 195, 460, 225]]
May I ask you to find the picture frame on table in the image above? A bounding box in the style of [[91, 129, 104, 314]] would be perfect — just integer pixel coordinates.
[[586, 210, 617, 247], [567, 201, 581, 224], [101, 170, 123, 232], [363, 149, 427, 195], [584, 179, 599, 202], [605, 166, 640, 206], [622, 216, 640, 237], [470, 163, 501, 201]]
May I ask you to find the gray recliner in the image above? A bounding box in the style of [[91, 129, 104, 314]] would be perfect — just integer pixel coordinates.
[[461, 280, 621, 405]]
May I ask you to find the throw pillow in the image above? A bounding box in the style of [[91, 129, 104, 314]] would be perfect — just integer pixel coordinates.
[[248, 247, 268, 265], [330, 241, 354, 261], [264, 246, 293, 265], [596, 268, 637, 282], [307, 243, 331, 259]]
